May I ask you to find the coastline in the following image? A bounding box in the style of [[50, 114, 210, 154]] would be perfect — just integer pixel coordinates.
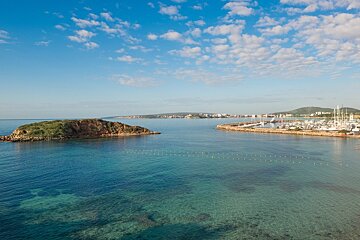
[[0, 119, 161, 142], [216, 123, 360, 139], [0, 131, 160, 142]]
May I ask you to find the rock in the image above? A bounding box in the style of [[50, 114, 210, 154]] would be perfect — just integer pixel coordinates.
[[194, 213, 211, 222], [0, 119, 160, 142]]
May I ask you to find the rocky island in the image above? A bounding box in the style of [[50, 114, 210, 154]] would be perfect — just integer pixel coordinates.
[[0, 119, 160, 142]]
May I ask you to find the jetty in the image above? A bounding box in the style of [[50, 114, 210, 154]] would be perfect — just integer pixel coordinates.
[[217, 106, 360, 139], [216, 123, 360, 139]]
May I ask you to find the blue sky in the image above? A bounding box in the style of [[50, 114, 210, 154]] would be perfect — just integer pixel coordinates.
[[0, 0, 359, 118]]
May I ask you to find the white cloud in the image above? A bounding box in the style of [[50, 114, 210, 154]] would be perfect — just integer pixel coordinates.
[[89, 13, 98, 19], [51, 12, 64, 19], [133, 23, 141, 29], [255, 16, 280, 27], [71, 17, 100, 28], [55, 24, 66, 31], [291, 13, 360, 62], [61, 10, 144, 50], [158, 30, 197, 44], [68, 29, 96, 43], [147, 33, 158, 40], [172, 0, 187, 3], [282, 7, 304, 15], [116, 55, 142, 63], [194, 20, 206, 26], [68, 30, 98, 49], [260, 25, 291, 36], [159, 5, 179, 15], [212, 44, 230, 53], [98, 22, 125, 36], [169, 46, 202, 58], [190, 28, 202, 38], [97, 21, 140, 44], [192, 4, 203, 10], [173, 69, 242, 84], [77, 29, 96, 38], [184, 38, 199, 45], [0, 29, 10, 43], [148, 2, 155, 8], [55, 0, 360, 83], [280, 0, 360, 11], [0, 30, 8, 38], [186, 20, 206, 27], [34, 41, 51, 46], [129, 45, 153, 52], [68, 36, 84, 43], [211, 38, 228, 44], [100, 12, 114, 22], [111, 74, 157, 87], [116, 48, 125, 53], [160, 30, 183, 41], [195, 55, 211, 65], [272, 38, 289, 44], [304, 4, 318, 12], [272, 48, 308, 62], [84, 41, 99, 49], [204, 23, 245, 36], [223, 1, 254, 16], [159, 5, 187, 20]]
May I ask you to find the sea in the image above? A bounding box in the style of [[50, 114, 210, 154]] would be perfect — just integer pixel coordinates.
[[1, 118, 360, 240]]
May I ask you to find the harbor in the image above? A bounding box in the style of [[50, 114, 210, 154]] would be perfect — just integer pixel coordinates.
[[217, 106, 360, 139]]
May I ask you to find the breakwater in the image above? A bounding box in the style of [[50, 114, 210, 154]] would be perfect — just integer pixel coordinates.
[[217, 123, 360, 139]]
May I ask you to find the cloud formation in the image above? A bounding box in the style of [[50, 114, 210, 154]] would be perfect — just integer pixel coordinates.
[[0, 29, 10, 44], [51, 0, 360, 84], [111, 74, 157, 87], [116, 55, 142, 63], [159, 4, 187, 20], [34, 41, 51, 46], [223, 1, 254, 16]]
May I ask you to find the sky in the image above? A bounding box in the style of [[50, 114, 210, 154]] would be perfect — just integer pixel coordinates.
[[0, 0, 359, 118]]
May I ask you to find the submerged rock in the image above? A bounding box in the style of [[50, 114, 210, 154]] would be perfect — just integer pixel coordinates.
[[0, 119, 160, 142], [194, 213, 212, 222]]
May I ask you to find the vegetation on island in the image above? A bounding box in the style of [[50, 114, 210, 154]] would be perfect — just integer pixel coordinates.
[[0, 119, 159, 142]]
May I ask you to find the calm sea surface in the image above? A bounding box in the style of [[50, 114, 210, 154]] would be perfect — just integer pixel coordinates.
[[1, 118, 360, 240]]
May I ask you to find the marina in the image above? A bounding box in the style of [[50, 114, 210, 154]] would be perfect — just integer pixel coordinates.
[[217, 106, 360, 138]]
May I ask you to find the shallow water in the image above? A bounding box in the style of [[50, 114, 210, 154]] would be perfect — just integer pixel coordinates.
[[1, 118, 360, 239]]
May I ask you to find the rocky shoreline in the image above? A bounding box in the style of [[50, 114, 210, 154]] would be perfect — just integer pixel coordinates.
[[216, 123, 360, 139], [0, 119, 160, 142]]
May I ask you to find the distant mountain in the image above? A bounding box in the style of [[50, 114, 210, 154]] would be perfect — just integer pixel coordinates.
[[274, 107, 360, 115]]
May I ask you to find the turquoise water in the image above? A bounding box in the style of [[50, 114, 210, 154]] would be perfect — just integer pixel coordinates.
[[1, 118, 360, 240]]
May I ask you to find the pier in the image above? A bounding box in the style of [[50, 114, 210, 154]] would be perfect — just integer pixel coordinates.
[[217, 122, 360, 139]]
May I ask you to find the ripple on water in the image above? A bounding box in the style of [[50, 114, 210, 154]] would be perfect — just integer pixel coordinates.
[[1, 118, 360, 240], [217, 165, 291, 193]]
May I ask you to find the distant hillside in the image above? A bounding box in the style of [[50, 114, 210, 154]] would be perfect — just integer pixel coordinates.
[[274, 107, 360, 115]]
